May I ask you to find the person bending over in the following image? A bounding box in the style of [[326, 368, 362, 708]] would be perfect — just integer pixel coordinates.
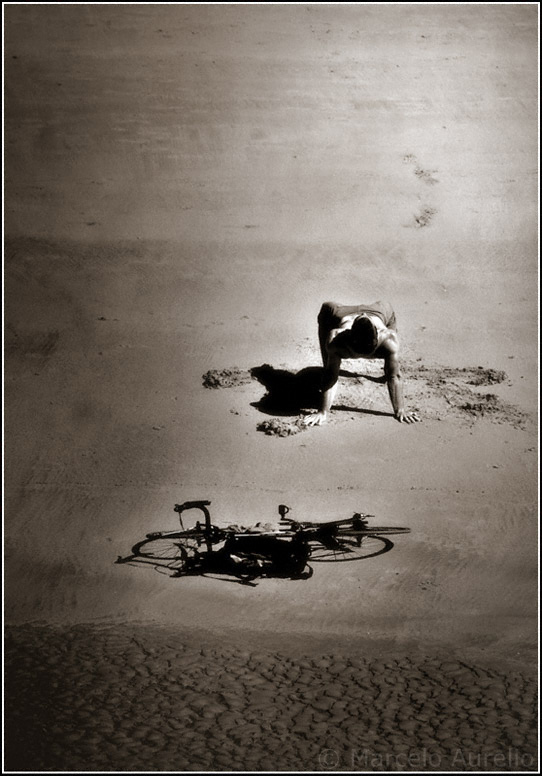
[[304, 300, 420, 426]]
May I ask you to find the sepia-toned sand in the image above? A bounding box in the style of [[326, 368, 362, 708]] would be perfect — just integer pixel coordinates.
[[4, 3, 538, 772], [5, 623, 538, 772]]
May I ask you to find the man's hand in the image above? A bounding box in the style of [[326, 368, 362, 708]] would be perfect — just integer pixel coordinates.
[[395, 409, 421, 424], [304, 411, 327, 427]]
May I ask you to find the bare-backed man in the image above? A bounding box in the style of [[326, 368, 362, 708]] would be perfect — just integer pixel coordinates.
[[304, 300, 420, 426]]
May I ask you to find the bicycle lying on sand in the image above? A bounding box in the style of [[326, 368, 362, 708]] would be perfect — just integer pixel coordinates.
[[116, 501, 410, 584]]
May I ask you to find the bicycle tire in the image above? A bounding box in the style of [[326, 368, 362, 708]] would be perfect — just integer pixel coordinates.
[[336, 526, 411, 536], [131, 534, 204, 572], [309, 533, 393, 562]]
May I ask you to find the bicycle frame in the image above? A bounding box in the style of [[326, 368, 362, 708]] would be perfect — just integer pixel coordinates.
[[116, 500, 410, 580], [170, 501, 385, 550]]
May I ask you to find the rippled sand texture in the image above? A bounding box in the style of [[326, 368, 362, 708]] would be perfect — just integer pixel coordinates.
[[5, 625, 538, 772]]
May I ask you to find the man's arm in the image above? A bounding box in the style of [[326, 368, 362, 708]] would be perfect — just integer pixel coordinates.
[[304, 352, 341, 426], [384, 350, 420, 423], [318, 321, 329, 368]]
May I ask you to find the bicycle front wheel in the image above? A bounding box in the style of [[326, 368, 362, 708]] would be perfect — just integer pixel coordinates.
[[337, 526, 411, 536], [309, 533, 393, 562]]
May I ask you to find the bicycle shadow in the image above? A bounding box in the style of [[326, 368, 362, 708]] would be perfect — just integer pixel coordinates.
[[250, 363, 392, 418], [115, 549, 312, 587]]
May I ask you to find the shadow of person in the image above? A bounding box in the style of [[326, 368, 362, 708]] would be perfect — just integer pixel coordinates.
[[250, 363, 390, 417], [250, 364, 323, 416]]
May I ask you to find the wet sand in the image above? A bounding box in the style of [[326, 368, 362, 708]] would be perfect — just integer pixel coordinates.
[[5, 623, 538, 772]]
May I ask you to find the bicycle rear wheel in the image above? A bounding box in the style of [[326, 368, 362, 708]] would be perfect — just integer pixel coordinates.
[[131, 532, 205, 573], [309, 533, 393, 562]]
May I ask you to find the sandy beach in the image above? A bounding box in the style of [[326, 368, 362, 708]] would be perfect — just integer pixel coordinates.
[[4, 3, 538, 771]]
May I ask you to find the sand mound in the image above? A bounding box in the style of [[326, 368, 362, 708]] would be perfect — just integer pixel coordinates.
[[256, 418, 308, 437], [403, 363, 528, 428], [202, 368, 253, 389]]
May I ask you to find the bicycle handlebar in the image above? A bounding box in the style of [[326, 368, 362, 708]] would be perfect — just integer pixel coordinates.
[[174, 501, 212, 538], [174, 500, 211, 513]]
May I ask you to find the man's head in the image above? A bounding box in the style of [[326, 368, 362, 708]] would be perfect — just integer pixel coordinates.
[[351, 315, 379, 354]]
